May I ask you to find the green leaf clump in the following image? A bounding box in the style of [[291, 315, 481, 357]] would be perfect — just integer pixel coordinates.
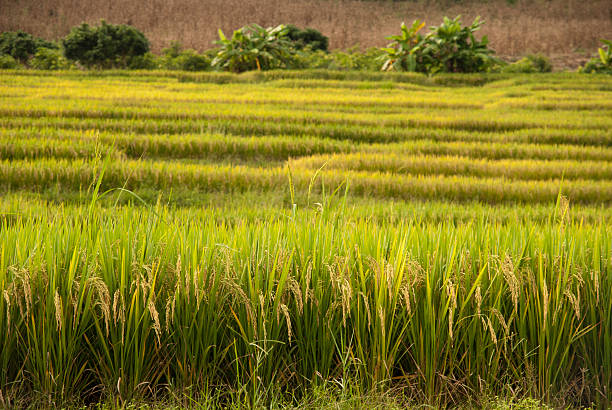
[[211, 24, 296, 73], [0, 30, 57, 63], [580, 39, 612, 74], [381, 16, 499, 74], [62, 20, 150, 69]]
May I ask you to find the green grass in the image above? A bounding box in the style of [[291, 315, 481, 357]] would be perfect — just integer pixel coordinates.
[[0, 202, 610, 407], [0, 70, 611, 408]]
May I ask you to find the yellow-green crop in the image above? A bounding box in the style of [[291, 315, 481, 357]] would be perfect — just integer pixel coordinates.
[[0, 70, 611, 407]]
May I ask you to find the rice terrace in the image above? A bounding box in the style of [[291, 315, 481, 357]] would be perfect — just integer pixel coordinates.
[[1, 2, 612, 409]]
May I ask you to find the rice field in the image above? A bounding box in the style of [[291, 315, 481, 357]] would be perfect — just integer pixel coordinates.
[[0, 70, 611, 408]]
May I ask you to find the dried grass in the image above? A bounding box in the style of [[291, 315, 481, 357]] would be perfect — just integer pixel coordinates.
[[1, 0, 611, 61]]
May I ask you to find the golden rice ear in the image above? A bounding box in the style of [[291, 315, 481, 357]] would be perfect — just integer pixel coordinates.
[[359, 291, 372, 328], [3, 290, 11, 331], [564, 289, 581, 320], [446, 279, 458, 340], [88, 276, 111, 335], [287, 276, 303, 315], [474, 285, 482, 316], [280, 303, 292, 342], [147, 298, 161, 344], [486, 316, 498, 346], [491, 308, 510, 336], [54, 290, 63, 332], [501, 255, 521, 313]]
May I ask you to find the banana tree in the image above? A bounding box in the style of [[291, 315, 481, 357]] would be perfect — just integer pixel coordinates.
[[380, 20, 426, 72], [419, 16, 497, 73], [211, 24, 295, 73], [580, 39, 612, 74]]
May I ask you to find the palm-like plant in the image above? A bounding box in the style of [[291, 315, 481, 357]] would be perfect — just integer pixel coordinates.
[[211, 24, 295, 73], [420, 16, 496, 73], [380, 20, 426, 72], [580, 39, 612, 74], [381, 17, 498, 74]]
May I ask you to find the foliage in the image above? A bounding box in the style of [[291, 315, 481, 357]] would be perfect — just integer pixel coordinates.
[[211, 24, 296, 72], [162, 41, 183, 59], [177, 51, 210, 71], [62, 20, 150, 68], [0, 202, 610, 406], [580, 39, 612, 74], [526, 53, 553, 72], [0, 54, 18, 69], [381, 20, 426, 72], [382, 16, 498, 74], [0, 31, 57, 63], [158, 42, 210, 71], [294, 47, 384, 71], [285, 24, 329, 52], [30, 48, 73, 70], [421, 16, 497, 73], [501, 54, 552, 73], [126, 52, 160, 70]]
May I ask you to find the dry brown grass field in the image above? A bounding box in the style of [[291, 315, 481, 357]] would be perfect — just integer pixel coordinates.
[[1, 0, 611, 67]]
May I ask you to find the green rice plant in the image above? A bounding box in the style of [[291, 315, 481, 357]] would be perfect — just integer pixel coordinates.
[[2, 157, 612, 205], [89, 233, 169, 402], [0, 206, 610, 406], [6, 126, 612, 163], [2, 221, 96, 405], [0, 69, 611, 408], [290, 153, 612, 181], [4, 115, 612, 148]]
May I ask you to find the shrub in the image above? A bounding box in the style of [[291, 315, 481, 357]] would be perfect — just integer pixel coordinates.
[[295, 46, 384, 71], [285, 25, 329, 52], [502, 54, 552, 73], [159, 42, 210, 71], [176, 50, 210, 71], [382, 16, 498, 74], [526, 53, 552, 72], [161, 41, 182, 59], [579, 40, 612, 74], [0, 54, 18, 69], [421, 16, 497, 73], [212, 24, 295, 73], [0, 31, 57, 63], [62, 20, 150, 68], [381, 20, 426, 72], [127, 52, 160, 70], [31, 48, 72, 70]]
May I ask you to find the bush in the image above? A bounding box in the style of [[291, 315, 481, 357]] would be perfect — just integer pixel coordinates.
[[295, 47, 384, 71], [382, 16, 498, 74], [579, 40, 612, 74], [212, 24, 295, 73], [31, 48, 72, 70], [127, 52, 160, 70], [159, 42, 210, 71], [501, 54, 552, 73], [526, 53, 553, 73], [422, 16, 497, 73], [0, 31, 57, 63], [0, 54, 18, 69], [286, 25, 329, 52], [62, 20, 150, 68], [381, 20, 426, 72], [176, 50, 209, 71]]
